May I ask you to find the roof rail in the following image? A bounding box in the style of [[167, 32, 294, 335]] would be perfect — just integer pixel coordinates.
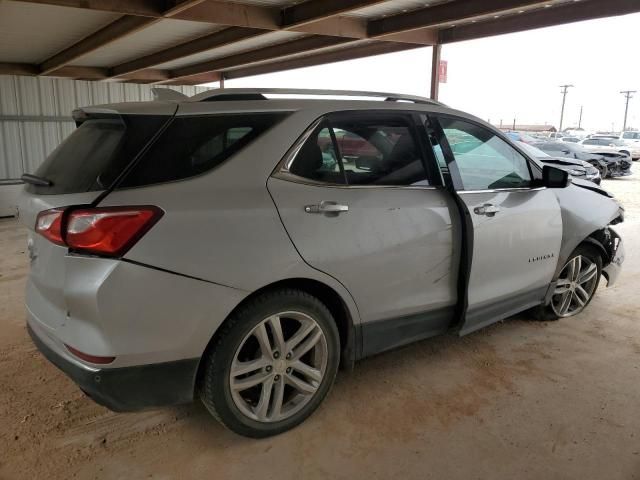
[[188, 88, 445, 106]]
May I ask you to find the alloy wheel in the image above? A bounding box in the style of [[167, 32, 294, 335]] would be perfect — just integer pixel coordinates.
[[229, 311, 328, 423], [551, 255, 599, 317]]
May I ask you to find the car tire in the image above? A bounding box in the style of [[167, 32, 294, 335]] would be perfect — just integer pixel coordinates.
[[199, 289, 340, 438], [533, 245, 603, 321]]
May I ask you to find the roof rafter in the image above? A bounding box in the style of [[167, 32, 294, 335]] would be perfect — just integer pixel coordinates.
[[39, 16, 157, 75], [223, 41, 422, 80], [439, 0, 640, 43], [281, 0, 387, 28], [14, 0, 437, 44], [368, 0, 550, 37], [160, 35, 354, 84], [0, 62, 177, 82], [109, 26, 265, 78]]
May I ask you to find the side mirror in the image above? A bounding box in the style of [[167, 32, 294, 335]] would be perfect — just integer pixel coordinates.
[[543, 165, 572, 188]]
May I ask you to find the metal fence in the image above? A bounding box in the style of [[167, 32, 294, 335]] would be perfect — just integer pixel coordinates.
[[0, 75, 210, 180]]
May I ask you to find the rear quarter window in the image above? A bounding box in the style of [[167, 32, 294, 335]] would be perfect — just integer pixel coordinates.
[[26, 115, 169, 195], [118, 113, 288, 188]]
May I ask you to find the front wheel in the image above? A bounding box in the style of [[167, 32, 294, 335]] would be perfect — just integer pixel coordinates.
[[199, 289, 340, 438], [536, 245, 602, 321]]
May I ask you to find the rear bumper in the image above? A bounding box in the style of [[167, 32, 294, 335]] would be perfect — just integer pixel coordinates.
[[28, 322, 199, 411]]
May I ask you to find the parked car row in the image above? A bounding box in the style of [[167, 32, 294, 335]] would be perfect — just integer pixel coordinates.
[[580, 136, 640, 160], [517, 142, 602, 184], [542, 130, 640, 160], [533, 141, 631, 179]]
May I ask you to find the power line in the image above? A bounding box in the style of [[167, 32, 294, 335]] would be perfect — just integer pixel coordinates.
[[620, 90, 636, 132], [558, 84, 574, 132]]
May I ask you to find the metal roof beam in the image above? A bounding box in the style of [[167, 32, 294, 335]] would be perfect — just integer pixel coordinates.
[[439, 0, 640, 43], [0, 62, 172, 82], [0, 63, 40, 76], [161, 35, 354, 83], [36, 1, 227, 76], [13, 0, 436, 45], [12, 0, 163, 16], [368, 0, 550, 37], [223, 42, 422, 80], [39, 16, 158, 75], [281, 0, 387, 28], [109, 26, 265, 77]]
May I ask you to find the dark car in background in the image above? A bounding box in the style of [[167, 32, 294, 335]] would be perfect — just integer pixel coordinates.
[[517, 142, 601, 184], [504, 131, 538, 144], [533, 141, 631, 178]]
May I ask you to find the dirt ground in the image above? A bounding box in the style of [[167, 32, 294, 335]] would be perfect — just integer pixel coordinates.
[[1, 172, 639, 480]]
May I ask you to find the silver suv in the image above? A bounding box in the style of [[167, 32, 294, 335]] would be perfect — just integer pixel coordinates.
[[21, 89, 625, 438]]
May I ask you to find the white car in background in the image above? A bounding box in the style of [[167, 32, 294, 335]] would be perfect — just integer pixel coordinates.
[[579, 137, 636, 160], [620, 131, 640, 140], [619, 132, 640, 159]]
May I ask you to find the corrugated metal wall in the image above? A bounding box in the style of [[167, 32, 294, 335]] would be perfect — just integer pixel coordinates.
[[0, 75, 211, 180]]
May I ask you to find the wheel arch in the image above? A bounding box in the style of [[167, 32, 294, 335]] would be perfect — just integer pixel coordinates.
[[544, 227, 614, 306], [195, 278, 358, 392]]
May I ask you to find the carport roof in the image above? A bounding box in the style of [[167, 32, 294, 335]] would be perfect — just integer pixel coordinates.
[[0, 0, 638, 86]]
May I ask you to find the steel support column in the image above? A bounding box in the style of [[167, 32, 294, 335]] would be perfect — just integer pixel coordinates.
[[430, 44, 441, 100]]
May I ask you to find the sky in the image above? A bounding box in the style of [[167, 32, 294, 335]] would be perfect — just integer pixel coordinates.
[[216, 11, 640, 132]]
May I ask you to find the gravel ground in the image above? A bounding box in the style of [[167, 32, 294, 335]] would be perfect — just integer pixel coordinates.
[[1, 170, 639, 480]]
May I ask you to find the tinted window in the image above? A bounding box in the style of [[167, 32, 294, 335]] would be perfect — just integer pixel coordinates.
[[583, 139, 598, 145], [623, 132, 640, 139], [290, 116, 429, 186], [290, 125, 345, 184], [439, 117, 532, 190], [26, 115, 168, 195], [120, 113, 287, 188], [517, 142, 550, 158]]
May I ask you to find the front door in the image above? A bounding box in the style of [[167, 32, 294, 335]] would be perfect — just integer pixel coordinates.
[[431, 115, 563, 335], [268, 111, 460, 356]]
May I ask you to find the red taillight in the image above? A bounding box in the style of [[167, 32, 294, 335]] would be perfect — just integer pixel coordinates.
[[65, 344, 115, 364], [35, 208, 65, 246], [35, 206, 162, 257]]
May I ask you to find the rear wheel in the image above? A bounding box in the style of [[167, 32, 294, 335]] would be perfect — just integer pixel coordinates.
[[535, 245, 602, 321], [199, 289, 340, 438]]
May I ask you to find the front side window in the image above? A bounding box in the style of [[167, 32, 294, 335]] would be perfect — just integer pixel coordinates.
[[289, 115, 429, 187], [438, 117, 532, 190]]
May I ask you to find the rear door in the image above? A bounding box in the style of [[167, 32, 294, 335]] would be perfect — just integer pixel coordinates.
[[428, 115, 563, 335], [268, 111, 460, 356]]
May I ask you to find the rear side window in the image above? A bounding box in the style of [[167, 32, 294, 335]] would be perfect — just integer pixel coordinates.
[[26, 115, 168, 195], [289, 114, 429, 186], [119, 113, 287, 188]]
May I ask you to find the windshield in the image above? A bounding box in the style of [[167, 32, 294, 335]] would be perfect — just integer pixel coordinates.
[[517, 141, 550, 158]]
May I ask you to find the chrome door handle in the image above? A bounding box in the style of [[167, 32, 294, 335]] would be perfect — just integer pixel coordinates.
[[305, 201, 349, 215], [473, 203, 500, 216]]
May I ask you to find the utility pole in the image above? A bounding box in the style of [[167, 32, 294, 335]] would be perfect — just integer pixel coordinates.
[[558, 84, 574, 133], [620, 90, 636, 132], [578, 105, 583, 129]]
